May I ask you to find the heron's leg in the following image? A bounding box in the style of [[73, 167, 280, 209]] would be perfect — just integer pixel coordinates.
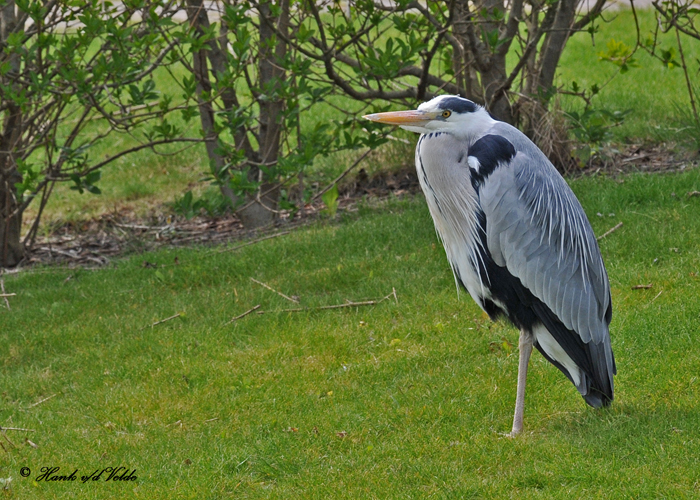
[[510, 328, 533, 436]]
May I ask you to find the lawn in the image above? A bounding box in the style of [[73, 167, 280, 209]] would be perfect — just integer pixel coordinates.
[[2, 166, 700, 498], [558, 7, 700, 142]]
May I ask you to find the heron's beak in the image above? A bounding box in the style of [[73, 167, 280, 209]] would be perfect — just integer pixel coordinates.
[[363, 110, 437, 126]]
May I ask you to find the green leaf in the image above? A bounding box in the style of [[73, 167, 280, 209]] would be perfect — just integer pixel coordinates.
[[598, 39, 638, 71], [321, 184, 339, 218]]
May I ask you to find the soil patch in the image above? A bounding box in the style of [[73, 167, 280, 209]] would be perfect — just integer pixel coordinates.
[[11, 144, 698, 269]]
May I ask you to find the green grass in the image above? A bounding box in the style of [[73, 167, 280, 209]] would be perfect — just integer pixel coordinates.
[[2, 168, 700, 498], [558, 8, 700, 142]]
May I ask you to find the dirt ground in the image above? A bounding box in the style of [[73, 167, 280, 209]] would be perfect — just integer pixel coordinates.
[[8, 143, 698, 270]]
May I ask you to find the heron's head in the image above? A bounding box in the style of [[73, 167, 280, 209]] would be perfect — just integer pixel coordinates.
[[363, 95, 496, 138]]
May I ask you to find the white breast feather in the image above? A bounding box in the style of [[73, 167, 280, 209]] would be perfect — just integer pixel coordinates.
[[416, 134, 489, 308]]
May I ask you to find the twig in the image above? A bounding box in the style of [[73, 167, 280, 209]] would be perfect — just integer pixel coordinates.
[[0, 427, 35, 432], [260, 300, 379, 313], [250, 278, 299, 303], [113, 222, 167, 231], [203, 417, 219, 423], [688, 191, 700, 198], [0, 272, 10, 310], [631, 283, 653, 290], [597, 222, 623, 241], [392, 287, 398, 304], [1, 432, 16, 449], [648, 290, 663, 306], [25, 394, 57, 409], [37, 247, 104, 265], [620, 153, 652, 163], [258, 290, 396, 314], [144, 313, 182, 329], [629, 211, 660, 222], [674, 24, 699, 125], [311, 148, 372, 203], [226, 305, 261, 324]]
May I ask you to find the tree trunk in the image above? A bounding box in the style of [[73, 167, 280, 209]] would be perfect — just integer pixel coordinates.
[[0, 171, 23, 268], [480, 0, 513, 123], [482, 63, 513, 123], [452, 0, 514, 123], [450, 1, 483, 103], [237, 0, 289, 229], [522, 0, 579, 141], [186, 0, 287, 229], [185, 0, 240, 212], [535, 0, 579, 96], [0, 0, 24, 267]]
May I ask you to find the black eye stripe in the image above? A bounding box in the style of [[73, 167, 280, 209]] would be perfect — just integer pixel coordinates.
[[438, 97, 478, 114]]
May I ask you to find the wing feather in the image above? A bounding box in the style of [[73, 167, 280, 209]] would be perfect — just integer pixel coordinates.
[[481, 155, 610, 343], [477, 123, 614, 399]]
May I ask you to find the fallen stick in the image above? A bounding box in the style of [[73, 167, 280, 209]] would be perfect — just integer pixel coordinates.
[[37, 247, 105, 265], [258, 290, 396, 314], [144, 313, 182, 329], [1, 432, 16, 449], [597, 222, 623, 241], [25, 394, 57, 409], [250, 278, 299, 303], [0, 427, 35, 432], [648, 290, 663, 305], [631, 283, 653, 290], [226, 305, 261, 324], [620, 153, 652, 163], [113, 222, 167, 231], [0, 274, 10, 310]]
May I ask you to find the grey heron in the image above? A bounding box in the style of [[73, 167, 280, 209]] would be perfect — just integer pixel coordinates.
[[364, 95, 615, 435]]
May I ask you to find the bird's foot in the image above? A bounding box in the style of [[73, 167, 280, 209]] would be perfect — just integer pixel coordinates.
[[497, 430, 522, 439], [498, 424, 524, 438]]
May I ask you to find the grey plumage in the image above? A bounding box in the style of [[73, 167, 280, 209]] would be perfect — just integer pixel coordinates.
[[364, 95, 615, 434], [478, 122, 615, 405]]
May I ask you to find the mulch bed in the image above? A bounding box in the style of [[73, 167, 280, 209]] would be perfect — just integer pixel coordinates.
[[11, 144, 699, 269]]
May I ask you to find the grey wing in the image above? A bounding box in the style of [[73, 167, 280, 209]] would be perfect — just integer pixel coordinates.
[[479, 141, 615, 401]]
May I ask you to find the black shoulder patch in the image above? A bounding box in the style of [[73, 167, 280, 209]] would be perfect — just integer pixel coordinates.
[[468, 134, 516, 190], [437, 97, 478, 114]]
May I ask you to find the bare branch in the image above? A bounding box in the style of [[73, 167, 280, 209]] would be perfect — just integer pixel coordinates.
[[597, 222, 623, 241], [572, 0, 609, 32], [250, 278, 299, 303], [226, 305, 261, 324], [311, 148, 372, 203]]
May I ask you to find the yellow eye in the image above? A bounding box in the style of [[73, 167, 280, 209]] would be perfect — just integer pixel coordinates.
[[441, 110, 452, 118]]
